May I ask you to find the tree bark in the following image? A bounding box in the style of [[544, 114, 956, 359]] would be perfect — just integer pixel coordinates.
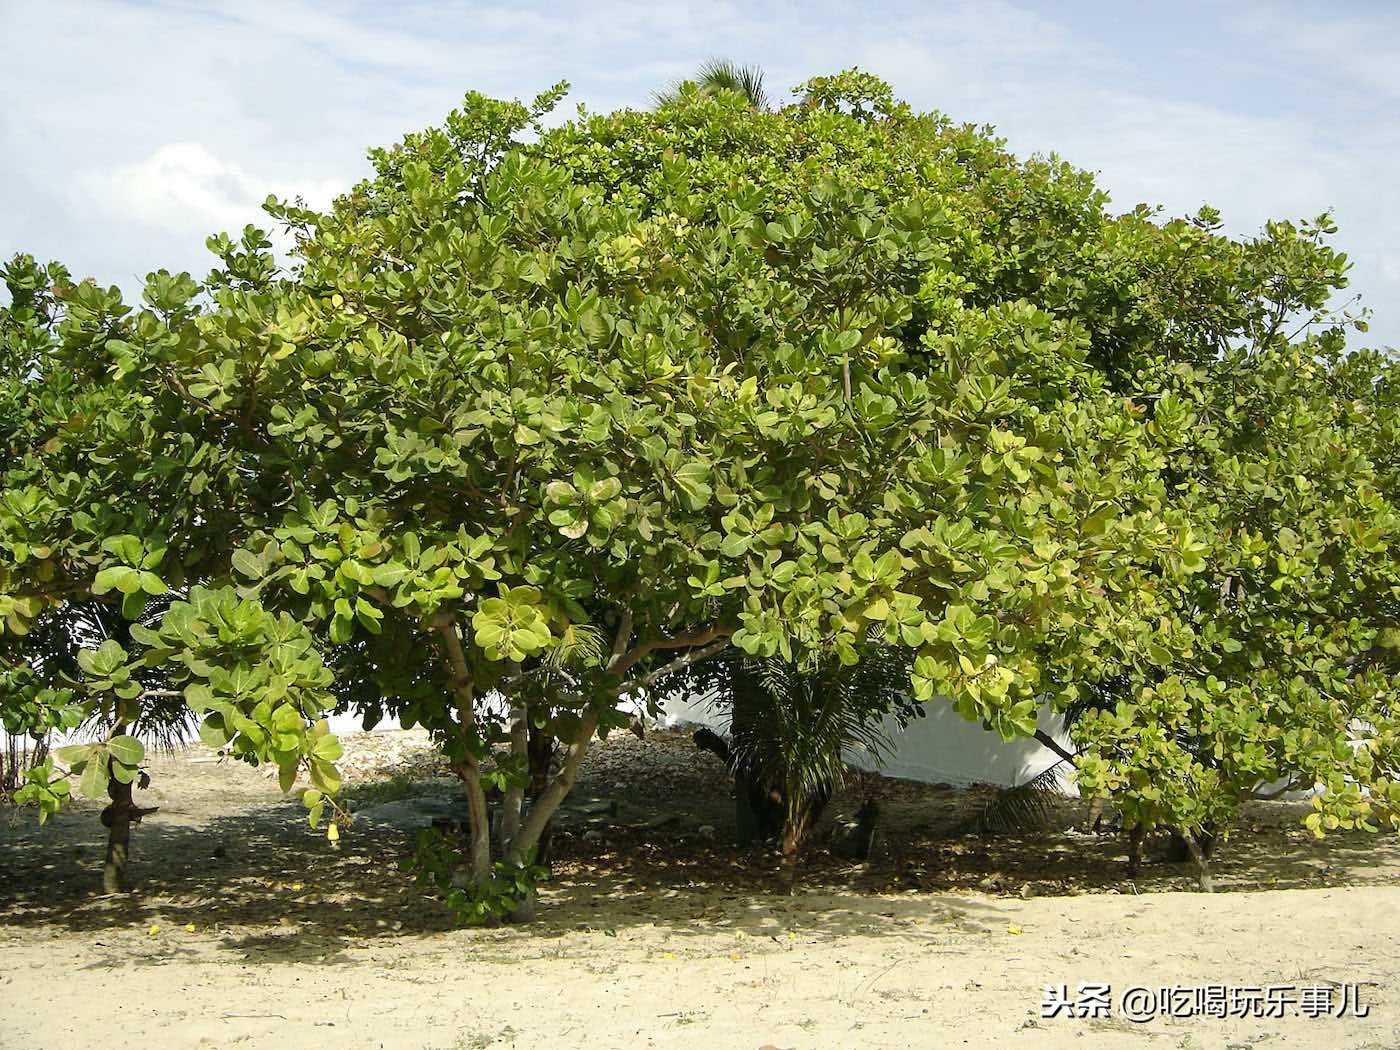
[[1180, 827, 1214, 892], [780, 800, 815, 895], [456, 757, 493, 882], [102, 772, 133, 894], [507, 708, 600, 866], [437, 621, 492, 883], [499, 703, 529, 849]]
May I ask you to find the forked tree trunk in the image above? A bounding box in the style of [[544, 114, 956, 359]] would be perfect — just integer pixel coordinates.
[[505, 713, 597, 863], [436, 610, 664, 923], [103, 773, 134, 894]]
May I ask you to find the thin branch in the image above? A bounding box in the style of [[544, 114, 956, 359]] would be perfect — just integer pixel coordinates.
[[610, 624, 734, 679], [618, 637, 732, 697], [1033, 729, 1078, 765]]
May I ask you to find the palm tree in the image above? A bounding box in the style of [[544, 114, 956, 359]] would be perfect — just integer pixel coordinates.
[[653, 59, 771, 111], [681, 646, 923, 881]]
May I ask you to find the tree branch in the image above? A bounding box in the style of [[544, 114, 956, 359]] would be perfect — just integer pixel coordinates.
[[610, 624, 733, 679], [1033, 729, 1078, 765], [617, 637, 732, 697], [607, 608, 634, 671]]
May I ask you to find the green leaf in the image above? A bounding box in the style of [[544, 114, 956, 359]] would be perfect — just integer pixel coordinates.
[[672, 461, 712, 510], [198, 716, 230, 750], [106, 735, 144, 767], [309, 758, 341, 795], [92, 565, 139, 596], [231, 548, 263, 578], [55, 743, 97, 767], [312, 735, 343, 762], [588, 477, 622, 501], [79, 750, 109, 799]]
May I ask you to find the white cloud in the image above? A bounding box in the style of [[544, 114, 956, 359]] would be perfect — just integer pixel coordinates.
[[79, 141, 346, 238]]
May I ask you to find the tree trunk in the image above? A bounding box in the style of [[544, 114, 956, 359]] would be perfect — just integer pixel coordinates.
[[526, 722, 556, 870], [501, 708, 600, 923], [1180, 828, 1214, 892], [780, 809, 807, 895], [103, 772, 133, 894], [436, 622, 493, 886], [460, 761, 493, 881], [498, 704, 529, 849], [508, 709, 598, 861], [501, 713, 589, 923], [728, 664, 774, 846], [507, 883, 538, 924]]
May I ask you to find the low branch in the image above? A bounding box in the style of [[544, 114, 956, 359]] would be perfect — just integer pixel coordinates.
[[610, 624, 733, 679], [1033, 729, 1078, 765], [618, 637, 732, 697]]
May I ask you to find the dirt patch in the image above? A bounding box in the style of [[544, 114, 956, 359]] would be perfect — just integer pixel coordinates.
[[1, 728, 1398, 1048]]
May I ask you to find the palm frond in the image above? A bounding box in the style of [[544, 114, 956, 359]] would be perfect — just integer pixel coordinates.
[[952, 762, 1068, 836], [543, 622, 607, 670], [653, 59, 770, 111], [694, 59, 769, 110], [727, 646, 912, 804], [22, 597, 195, 752]]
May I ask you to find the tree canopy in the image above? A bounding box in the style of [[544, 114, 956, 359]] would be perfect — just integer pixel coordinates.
[[2, 69, 1396, 909]]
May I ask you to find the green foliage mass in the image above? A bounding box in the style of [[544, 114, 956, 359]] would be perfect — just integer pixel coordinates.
[[2, 69, 1396, 890]]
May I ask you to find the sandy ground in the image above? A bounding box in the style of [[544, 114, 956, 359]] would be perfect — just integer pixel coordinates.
[[2, 730, 1398, 1050]]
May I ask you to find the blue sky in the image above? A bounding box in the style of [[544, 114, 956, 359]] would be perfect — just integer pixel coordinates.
[[2, 0, 1396, 348]]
